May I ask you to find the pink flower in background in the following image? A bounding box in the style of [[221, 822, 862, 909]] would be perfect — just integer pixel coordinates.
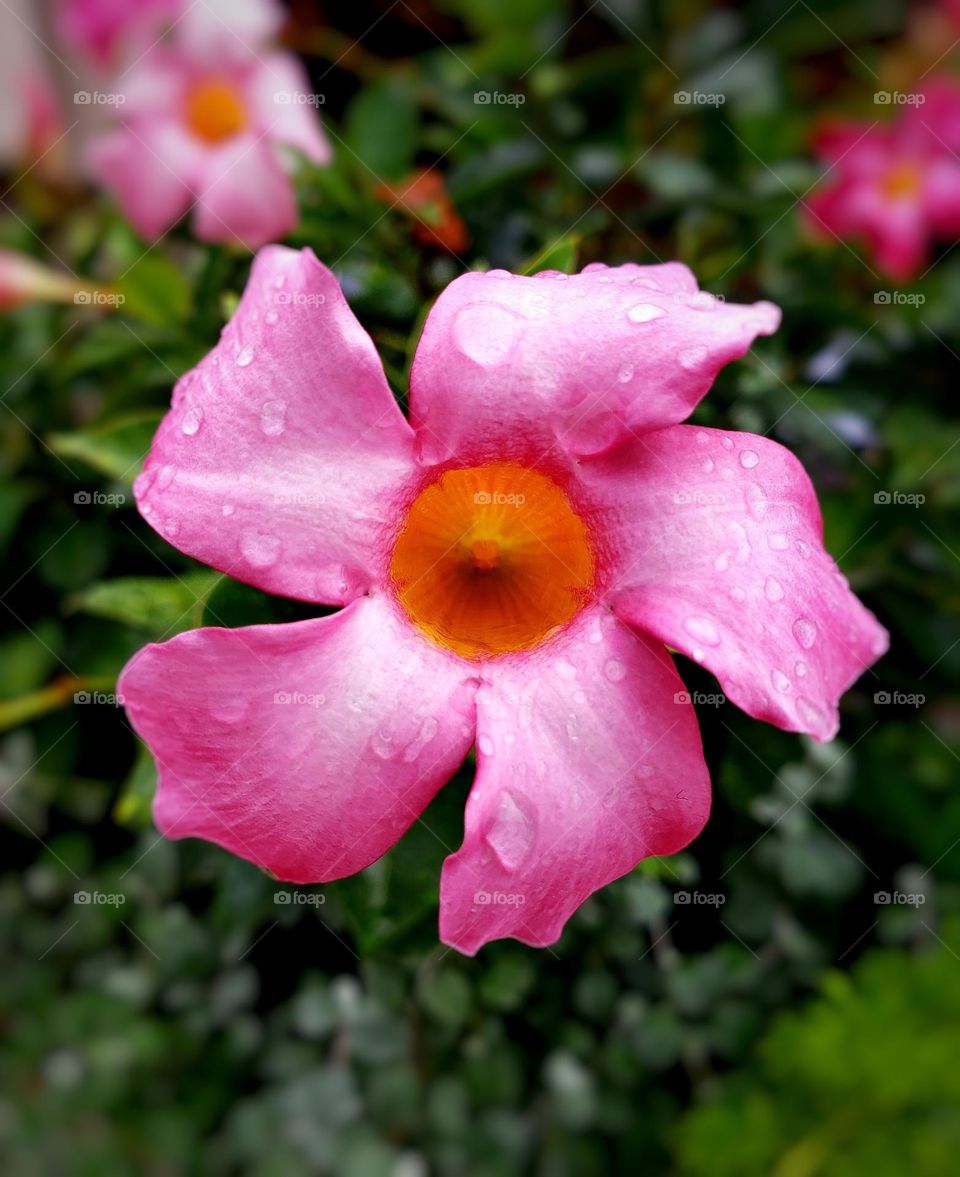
[[0, 248, 101, 310], [85, 1, 327, 248], [805, 81, 960, 280], [57, 0, 282, 68], [119, 248, 887, 954]]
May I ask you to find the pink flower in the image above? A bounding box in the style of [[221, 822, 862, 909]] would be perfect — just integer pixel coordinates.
[[57, 0, 282, 68], [0, 248, 101, 310], [805, 85, 960, 280], [85, 6, 328, 249], [119, 248, 888, 954]]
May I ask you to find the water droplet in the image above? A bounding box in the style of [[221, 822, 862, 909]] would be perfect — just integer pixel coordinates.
[[745, 483, 768, 521], [565, 715, 579, 741], [729, 520, 751, 561], [721, 436, 734, 451], [485, 790, 535, 870], [221, 503, 235, 517], [477, 733, 495, 756], [181, 407, 203, 436], [272, 272, 286, 289], [764, 576, 784, 602], [264, 308, 279, 325], [239, 530, 281, 567], [454, 303, 521, 365], [768, 533, 790, 551], [739, 449, 759, 469], [685, 616, 720, 646], [772, 668, 791, 693], [236, 346, 255, 367], [796, 696, 827, 732], [403, 716, 439, 762], [714, 552, 730, 572], [156, 464, 176, 490], [696, 430, 709, 445], [792, 617, 816, 648], [260, 400, 286, 436], [371, 726, 395, 760], [618, 363, 634, 383], [795, 660, 807, 678], [573, 689, 587, 706], [701, 457, 715, 473], [797, 540, 811, 559], [627, 303, 665, 324], [163, 518, 180, 537], [691, 646, 705, 663], [604, 658, 626, 682], [556, 659, 577, 680], [679, 345, 708, 370]]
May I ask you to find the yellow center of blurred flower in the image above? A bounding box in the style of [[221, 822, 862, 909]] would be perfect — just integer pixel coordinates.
[[390, 463, 596, 659], [184, 80, 248, 144], [881, 162, 922, 201]]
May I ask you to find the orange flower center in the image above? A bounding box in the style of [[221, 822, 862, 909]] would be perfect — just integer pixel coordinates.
[[184, 79, 248, 144], [881, 161, 921, 200], [390, 463, 596, 659]]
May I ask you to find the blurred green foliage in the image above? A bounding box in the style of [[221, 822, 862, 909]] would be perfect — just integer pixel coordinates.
[[1, 0, 958, 1173]]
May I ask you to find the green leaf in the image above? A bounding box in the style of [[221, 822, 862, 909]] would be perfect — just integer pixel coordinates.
[[48, 410, 164, 482], [521, 233, 580, 275], [67, 572, 221, 638], [116, 253, 192, 327], [344, 79, 420, 180], [114, 740, 158, 827]]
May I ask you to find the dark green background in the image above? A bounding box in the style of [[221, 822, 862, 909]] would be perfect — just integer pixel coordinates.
[[1, 1, 958, 1173]]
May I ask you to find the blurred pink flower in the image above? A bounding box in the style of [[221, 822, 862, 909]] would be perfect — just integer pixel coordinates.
[[57, 0, 283, 68], [805, 81, 960, 280], [86, 25, 330, 248], [0, 248, 94, 310], [119, 248, 887, 953]]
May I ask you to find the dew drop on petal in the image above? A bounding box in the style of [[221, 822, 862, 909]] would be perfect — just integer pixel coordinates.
[[221, 503, 235, 516], [745, 483, 768, 521], [739, 449, 759, 469], [156, 464, 176, 490], [679, 345, 709, 370], [685, 616, 720, 646], [721, 436, 734, 451], [163, 518, 180, 537], [796, 696, 827, 732], [764, 575, 785, 602], [701, 457, 715, 473], [260, 399, 286, 436], [714, 552, 730, 572], [477, 733, 495, 757], [604, 658, 626, 682], [792, 617, 817, 648], [236, 346, 255, 367], [795, 659, 807, 678], [485, 789, 535, 870], [768, 533, 790, 551], [627, 303, 665, 323], [556, 658, 577, 681], [772, 668, 792, 693], [181, 407, 203, 436], [239, 529, 281, 567], [264, 308, 279, 325], [618, 363, 634, 383]]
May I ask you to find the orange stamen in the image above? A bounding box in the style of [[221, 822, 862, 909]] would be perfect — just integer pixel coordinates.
[[390, 463, 596, 659], [184, 79, 248, 144]]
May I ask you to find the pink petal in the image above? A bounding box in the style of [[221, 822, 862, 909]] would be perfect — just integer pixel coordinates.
[[86, 121, 199, 241], [579, 425, 888, 742], [409, 264, 780, 463], [192, 135, 297, 249], [439, 607, 710, 954], [245, 52, 332, 164], [120, 595, 478, 883], [134, 245, 417, 605]]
